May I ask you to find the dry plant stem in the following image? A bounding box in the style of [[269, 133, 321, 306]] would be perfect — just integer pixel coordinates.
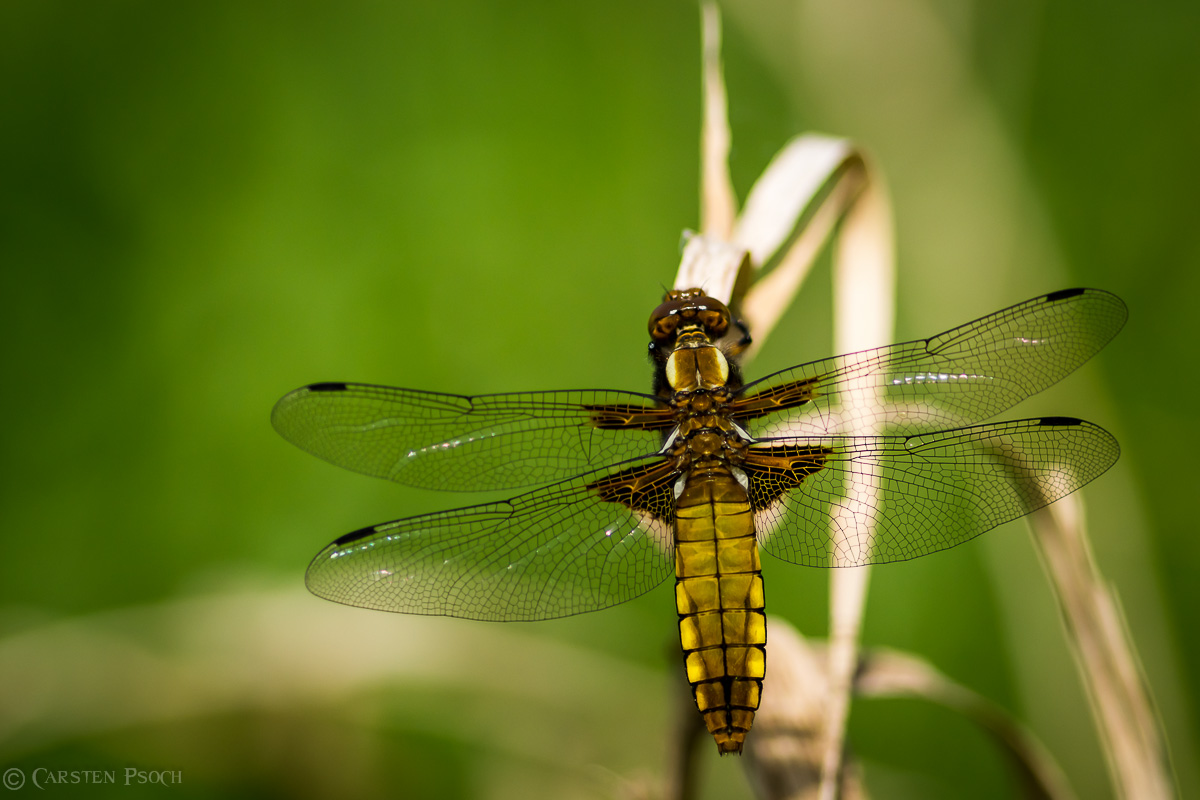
[[1029, 497, 1174, 799], [675, 9, 895, 798], [856, 647, 1075, 800], [674, 233, 749, 303], [819, 163, 895, 800], [742, 620, 868, 800], [700, 2, 736, 240], [741, 619, 1079, 799]]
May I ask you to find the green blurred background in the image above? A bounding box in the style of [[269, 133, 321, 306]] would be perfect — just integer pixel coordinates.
[[1, 0, 1196, 797]]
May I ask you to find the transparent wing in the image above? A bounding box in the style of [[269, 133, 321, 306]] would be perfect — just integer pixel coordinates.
[[732, 289, 1126, 437], [743, 417, 1119, 567], [272, 383, 673, 491], [305, 456, 678, 620]]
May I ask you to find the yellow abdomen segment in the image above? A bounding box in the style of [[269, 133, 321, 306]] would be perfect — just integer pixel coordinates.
[[674, 467, 766, 755]]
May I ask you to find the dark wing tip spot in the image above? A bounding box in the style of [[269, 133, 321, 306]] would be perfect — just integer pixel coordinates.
[[1039, 416, 1083, 426], [308, 382, 349, 392], [334, 524, 378, 546], [1044, 288, 1086, 303]]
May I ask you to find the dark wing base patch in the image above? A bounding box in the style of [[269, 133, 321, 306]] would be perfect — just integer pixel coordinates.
[[740, 445, 833, 511], [729, 377, 821, 422], [584, 402, 678, 431], [587, 459, 679, 522]]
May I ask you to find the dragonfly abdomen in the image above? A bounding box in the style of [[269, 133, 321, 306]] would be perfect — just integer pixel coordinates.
[[674, 464, 766, 755]]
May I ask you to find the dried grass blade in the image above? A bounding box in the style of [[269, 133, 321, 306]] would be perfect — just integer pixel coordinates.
[[857, 647, 1077, 800], [676, 14, 895, 799], [818, 157, 895, 800], [742, 619, 867, 800], [734, 135, 854, 268], [673, 232, 749, 304], [700, 1, 736, 241], [1028, 497, 1174, 799]]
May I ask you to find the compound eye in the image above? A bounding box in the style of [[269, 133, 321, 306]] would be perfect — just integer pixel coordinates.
[[699, 306, 730, 338], [649, 312, 680, 341], [648, 301, 683, 340]]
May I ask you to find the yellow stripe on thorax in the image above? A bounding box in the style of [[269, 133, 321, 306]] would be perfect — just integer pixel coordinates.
[[673, 465, 766, 755]]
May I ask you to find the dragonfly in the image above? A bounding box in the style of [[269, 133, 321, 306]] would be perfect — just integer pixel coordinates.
[[272, 287, 1125, 755]]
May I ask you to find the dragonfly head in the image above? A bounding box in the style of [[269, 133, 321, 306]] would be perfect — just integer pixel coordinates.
[[648, 288, 731, 346], [648, 290, 737, 396]]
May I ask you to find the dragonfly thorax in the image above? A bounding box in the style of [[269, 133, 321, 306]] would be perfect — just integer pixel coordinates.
[[665, 344, 730, 393], [663, 390, 751, 475]]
